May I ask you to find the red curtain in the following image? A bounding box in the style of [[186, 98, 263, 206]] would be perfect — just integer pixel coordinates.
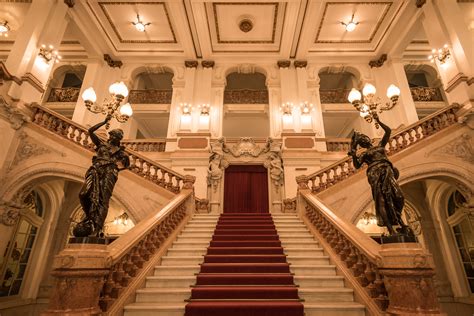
[[223, 165, 269, 213]]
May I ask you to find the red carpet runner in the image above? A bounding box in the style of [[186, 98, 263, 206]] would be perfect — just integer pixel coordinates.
[[185, 212, 304, 316]]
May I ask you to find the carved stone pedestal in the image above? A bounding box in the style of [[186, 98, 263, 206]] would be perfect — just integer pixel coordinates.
[[41, 244, 110, 316], [379, 243, 445, 315]]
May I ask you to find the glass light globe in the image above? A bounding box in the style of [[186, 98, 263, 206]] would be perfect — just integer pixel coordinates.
[[81, 87, 97, 103], [119, 103, 133, 116], [386, 84, 400, 98], [348, 88, 362, 103], [362, 83, 376, 96], [135, 22, 146, 32], [346, 21, 357, 32], [109, 81, 129, 97]]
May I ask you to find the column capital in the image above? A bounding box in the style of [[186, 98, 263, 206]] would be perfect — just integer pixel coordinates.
[[64, 0, 75, 8], [201, 60, 215, 68], [294, 60, 308, 68], [185, 60, 199, 68], [369, 54, 388, 68], [103, 54, 122, 68], [277, 60, 291, 69]]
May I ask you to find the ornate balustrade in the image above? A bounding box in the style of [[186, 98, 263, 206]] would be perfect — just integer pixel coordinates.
[[122, 139, 166, 152], [99, 189, 193, 312], [299, 190, 387, 314], [303, 104, 459, 193], [47, 87, 80, 103], [128, 89, 173, 104], [319, 89, 351, 104], [322, 138, 351, 152], [410, 87, 443, 102], [224, 89, 269, 104], [29, 104, 185, 193]]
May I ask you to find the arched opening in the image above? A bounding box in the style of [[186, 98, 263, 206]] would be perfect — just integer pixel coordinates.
[[129, 71, 174, 139], [319, 68, 360, 138], [404, 64, 447, 118], [45, 65, 86, 118], [222, 72, 270, 137]]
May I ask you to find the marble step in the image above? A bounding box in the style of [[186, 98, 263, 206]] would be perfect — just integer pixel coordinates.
[[135, 288, 191, 303], [172, 241, 210, 248], [300, 288, 354, 302], [161, 256, 204, 266], [286, 255, 330, 265], [124, 303, 185, 316], [167, 248, 208, 256], [290, 265, 337, 276], [284, 247, 325, 256], [278, 236, 316, 242], [146, 276, 196, 288], [294, 276, 345, 288], [154, 265, 201, 276], [282, 241, 320, 248], [304, 303, 366, 316]]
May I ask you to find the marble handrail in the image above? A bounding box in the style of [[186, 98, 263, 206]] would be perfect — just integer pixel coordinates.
[[29, 104, 186, 193], [100, 190, 192, 311], [304, 103, 460, 193], [300, 190, 388, 312], [121, 139, 166, 152]]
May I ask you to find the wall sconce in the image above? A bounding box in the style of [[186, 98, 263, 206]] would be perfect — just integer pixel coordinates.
[[39, 44, 61, 64], [132, 14, 151, 32], [180, 103, 193, 115], [0, 21, 10, 37], [348, 83, 400, 128], [340, 14, 359, 32], [280, 102, 293, 116], [299, 102, 314, 115], [428, 44, 450, 65], [113, 212, 129, 226], [199, 103, 210, 115], [81, 81, 133, 129]]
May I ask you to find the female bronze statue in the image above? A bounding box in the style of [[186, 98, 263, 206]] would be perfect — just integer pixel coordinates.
[[348, 116, 411, 237], [73, 115, 130, 238]]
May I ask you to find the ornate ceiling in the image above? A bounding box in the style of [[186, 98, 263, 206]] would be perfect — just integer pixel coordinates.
[[0, 0, 440, 61]]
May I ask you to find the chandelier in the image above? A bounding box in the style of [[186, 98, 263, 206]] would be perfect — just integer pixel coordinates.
[[428, 44, 450, 65], [132, 14, 151, 32], [340, 14, 359, 32], [81, 81, 133, 128], [38, 44, 61, 64], [348, 83, 400, 128]]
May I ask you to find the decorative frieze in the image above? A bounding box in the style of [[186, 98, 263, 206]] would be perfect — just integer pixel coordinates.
[[319, 89, 350, 104], [223, 89, 269, 104], [128, 89, 173, 104], [103, 54, 122, 68], [410, 87, 443, 102], [47, 87, 80, 103]]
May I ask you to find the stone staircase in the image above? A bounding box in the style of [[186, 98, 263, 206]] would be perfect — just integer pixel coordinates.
[[273, 213, 366, 316], [124, 214, 219, 316]]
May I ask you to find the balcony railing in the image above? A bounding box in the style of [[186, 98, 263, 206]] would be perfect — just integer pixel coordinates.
[[128, 89, 173, 104], [122, 139, 166, 152], [319, 89, 350, 104], [47, 87, 80, 103], [224, 89, 269, 104], [323, 138, 351, 152], [410, 87, 443, 102]]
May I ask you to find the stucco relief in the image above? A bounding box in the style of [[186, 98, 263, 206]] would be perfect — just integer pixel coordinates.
[[9, 132, 54, 169], [207, 138, 229, 192], [427, 133, 474, 163], [264, 141, 284, 191], [0, 96, 31, 130]]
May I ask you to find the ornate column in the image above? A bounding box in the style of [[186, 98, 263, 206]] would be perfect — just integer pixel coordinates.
[[277, 60, 296, 132], [6, 0, 71, 104]]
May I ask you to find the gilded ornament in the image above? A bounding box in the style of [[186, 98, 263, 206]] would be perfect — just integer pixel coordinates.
[[239, 19, 253, 32]]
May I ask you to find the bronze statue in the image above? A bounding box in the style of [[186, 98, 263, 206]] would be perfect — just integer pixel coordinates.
[[73, 115, 130, 238], [348, 116, 413, 238]]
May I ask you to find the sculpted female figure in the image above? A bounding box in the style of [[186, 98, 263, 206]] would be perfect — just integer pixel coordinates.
[[348, 116, 411, 237], [74, 115, 130, 238]]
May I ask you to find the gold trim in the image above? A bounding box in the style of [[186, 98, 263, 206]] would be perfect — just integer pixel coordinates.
[[98, 1, 177, 44], [212, 2, 279, 44], [314, 2, 392, 44]]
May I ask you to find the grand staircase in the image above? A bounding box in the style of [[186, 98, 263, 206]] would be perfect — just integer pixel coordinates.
[[124, 212, 366, 316]]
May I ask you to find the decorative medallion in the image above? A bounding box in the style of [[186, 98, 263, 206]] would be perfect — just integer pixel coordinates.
[[239, 19, 253, 33]]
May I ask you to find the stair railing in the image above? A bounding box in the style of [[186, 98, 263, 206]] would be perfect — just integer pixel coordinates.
[[302, 103, 460, 193], [297, 190, 387, 315], [29, 104, 185, 193]]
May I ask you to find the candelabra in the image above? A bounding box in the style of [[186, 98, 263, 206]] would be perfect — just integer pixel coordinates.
[[299, 102, 314, 115], [81, 81, 133, 128], [348, 83, 400, 128], [280, 102, 293, 116], [428, 44, 450, 65], [38, 44, 61, 64], [180, 103, 193, 115], [198, 103, 210, 115]]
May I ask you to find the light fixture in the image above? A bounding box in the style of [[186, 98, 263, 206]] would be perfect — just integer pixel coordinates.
[[132, 14, 151, 32], [299, 102, 314, 115], [428, 44, 451, 65], [341, 14, 359, 32], [280, 102, 293, 116], [113, 212, 129, 226], [347, 83, 400, 128], [0, 21, 10, 37], [180, 103, 192, 115], [199, 103, 210, 115], [38, 44, 62, 64], [81, 81, 133, 128], [358, 212, 377, 226]]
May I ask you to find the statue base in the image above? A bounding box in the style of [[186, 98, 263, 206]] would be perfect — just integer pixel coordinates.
[[69, 237, 108, 244], [381, 234, 417, 244]]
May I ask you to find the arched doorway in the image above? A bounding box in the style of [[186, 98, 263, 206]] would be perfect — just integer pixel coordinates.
[[223, 165, 269, 213]]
